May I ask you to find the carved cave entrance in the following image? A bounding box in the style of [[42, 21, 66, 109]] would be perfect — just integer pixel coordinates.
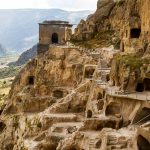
[[144, 78, 150, 91], [136, 83, 144, 92], [87, 110, 92, 118], [28, 76, 35, 85], [52, 33, 58, 44], [53, 90, 63, 98], [136, 78, 150, 92], [84, 68, 95, 78], [0, 122, 6, 133], [130, 28, 141, 38], [106, 103, 121, 116], [137, 135, 150, 150]]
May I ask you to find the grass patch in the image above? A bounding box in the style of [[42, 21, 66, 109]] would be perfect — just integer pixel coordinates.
[[71, 29, 119, 49], [0, 66, 22, 79], [115, 54, 149, 69]]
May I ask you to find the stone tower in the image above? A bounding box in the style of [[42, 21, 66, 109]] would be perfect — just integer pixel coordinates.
[[37, 20, 73, 54]]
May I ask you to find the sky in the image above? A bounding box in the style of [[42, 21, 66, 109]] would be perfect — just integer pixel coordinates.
[[0, 0, 97, 10]]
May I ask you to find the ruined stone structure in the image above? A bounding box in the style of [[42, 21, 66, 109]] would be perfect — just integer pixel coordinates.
[[0, 0, 150, 149], [37, 20, 73, 54]]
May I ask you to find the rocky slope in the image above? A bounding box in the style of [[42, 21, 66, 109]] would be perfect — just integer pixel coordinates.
[[0, 0, 150, 149], [9, 45, 37, 66]]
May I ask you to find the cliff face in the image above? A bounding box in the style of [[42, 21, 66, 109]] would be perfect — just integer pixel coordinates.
[[0, 0, 150, 150], [72, 0, 150, 52]]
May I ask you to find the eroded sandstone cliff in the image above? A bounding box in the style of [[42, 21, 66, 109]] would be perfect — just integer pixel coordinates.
[[0, 0, 150, 150]]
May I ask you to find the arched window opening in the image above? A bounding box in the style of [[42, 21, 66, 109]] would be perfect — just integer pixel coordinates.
[[51, 33, 58, 44]]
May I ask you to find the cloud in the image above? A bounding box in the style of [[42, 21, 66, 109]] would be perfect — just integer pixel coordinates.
[[0, 0, 97, 10]]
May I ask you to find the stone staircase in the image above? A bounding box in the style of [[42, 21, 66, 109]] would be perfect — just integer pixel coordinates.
[[89, 138, 95, 150], [107, 135, 127, 150], [95, 58, 111, 87]]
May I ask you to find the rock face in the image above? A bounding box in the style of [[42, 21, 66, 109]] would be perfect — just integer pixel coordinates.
[[72, 0, 150, 51], [0, 0, 150, 150]]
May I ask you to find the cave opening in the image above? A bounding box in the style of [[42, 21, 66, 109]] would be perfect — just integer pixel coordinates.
[[144, 78, 150, 91], [28, 76, 35, 85], [137, 135, 150, 150], [130, 28, 141, 38], [106, 74, 110, 82], [0, 110, 2, 115], [136, 83, 144, 92], [84, 68, 95, 78], [53, 90, 63, 98], [87, 110, 92, 118], [0, 122, 6, 133], [105, 103, 120, 116], [95, 139, 102, 148]]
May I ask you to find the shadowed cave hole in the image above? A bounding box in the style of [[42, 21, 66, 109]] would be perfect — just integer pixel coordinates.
[[95, 139, 102, 148], [137, 135, 150, 150], [0, 110, 2, 115], [144, 78, 150, 91], [53, 90, 63, 98], [96, 120, 116, 130], [5, 143, 14, 150], [105, 103, 120, 116], [87, 110, 92, 118], [136, 83, 144, 92], [130, 28, 141, 38], [28, 76, 35, 85], [0, 122, 6, 133], [84, 68, 95, 78], [106, 74, 110, 82]]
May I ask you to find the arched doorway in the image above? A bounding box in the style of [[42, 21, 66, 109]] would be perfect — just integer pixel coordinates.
[[87, 110, 92, 118], [51, 33, 58, 44]]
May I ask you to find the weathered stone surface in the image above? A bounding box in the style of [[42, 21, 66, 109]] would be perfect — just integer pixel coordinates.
[[1, 0, 150, 149]]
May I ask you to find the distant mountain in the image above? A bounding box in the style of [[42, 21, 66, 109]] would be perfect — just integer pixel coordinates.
[[0, 9, 92, 53], [8, 45, 37, 66]]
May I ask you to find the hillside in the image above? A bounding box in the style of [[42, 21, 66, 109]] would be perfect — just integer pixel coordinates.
[[0, 0, 150, 149], [8, 45, 37, 66], [0, 9, 92, 53]]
